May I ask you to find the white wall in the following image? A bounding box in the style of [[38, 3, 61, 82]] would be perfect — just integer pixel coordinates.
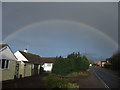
[[1, 60, 16, 81], [42, 63, 53, 72], [0, 46, 17, 60], [0, 46, 17, 81], [14, 51, 28, 61]]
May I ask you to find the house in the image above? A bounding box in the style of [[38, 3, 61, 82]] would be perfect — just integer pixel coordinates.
[[14, 49, 55, 76], [40, 57, 55, 72], [14, 49, 40, 77], [0, 44, 17, 81], [0, 44, 56, 81], [101, 61, 106, 67], [96, 61, 101, 66], [96, 60, 106, 67]]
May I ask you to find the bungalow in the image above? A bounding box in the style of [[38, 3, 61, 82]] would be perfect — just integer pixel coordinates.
[[0, 44, 17, 81], [40, 57, 55, 72], [14, 49, 40, 77], [14, 49, 55, 76]]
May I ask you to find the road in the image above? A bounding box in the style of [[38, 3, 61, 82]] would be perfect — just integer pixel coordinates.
[[76, 66, 119, 89], [91, 66, 120, 89]]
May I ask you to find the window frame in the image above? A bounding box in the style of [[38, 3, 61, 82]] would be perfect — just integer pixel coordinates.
[[0, 59, 9, 70]]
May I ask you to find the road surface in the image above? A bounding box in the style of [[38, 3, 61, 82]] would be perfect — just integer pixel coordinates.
[[76, 66, 119, 89], [91, 66, 120, 89]]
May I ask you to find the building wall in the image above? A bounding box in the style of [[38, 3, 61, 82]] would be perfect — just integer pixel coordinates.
[[0, 60, 16, 81], [17, 61, 25, 78], [16, 61, 32, 78], [0, 46, 17, 60], [14, 51, 28, 61], [24, 63, 32, 77], [42, 63, 53, 72]]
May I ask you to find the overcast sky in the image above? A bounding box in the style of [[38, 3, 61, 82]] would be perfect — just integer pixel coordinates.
[[2, 2, 118, 62]]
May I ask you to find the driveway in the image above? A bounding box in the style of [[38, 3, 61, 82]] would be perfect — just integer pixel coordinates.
[[2, 75, 45, 88]]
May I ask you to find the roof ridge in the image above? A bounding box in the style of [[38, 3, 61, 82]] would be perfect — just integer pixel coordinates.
[[19, 50, 40, 57]]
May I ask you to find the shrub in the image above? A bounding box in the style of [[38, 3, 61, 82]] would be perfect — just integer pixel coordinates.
[[43, 74, 79, 89], [78, 72, 89, 77], [67, 72, 78, 77], [52, 52, 89, 76], [67, 83, 79, 89]]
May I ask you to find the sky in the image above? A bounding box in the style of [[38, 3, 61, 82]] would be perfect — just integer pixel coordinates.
[[2, 2, 118, 62]]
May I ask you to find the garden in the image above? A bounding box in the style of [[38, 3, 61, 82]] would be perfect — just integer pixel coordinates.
[[42, 52, 90, 89]]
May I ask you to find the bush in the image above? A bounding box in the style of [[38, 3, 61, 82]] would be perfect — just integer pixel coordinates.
[[67, 72, 89, 77], [67, 72, 78, 77], [43, 74, 79, 88], [52, 52, 89, 76]]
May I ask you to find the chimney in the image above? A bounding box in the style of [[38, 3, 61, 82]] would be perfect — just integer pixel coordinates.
[[24, 48, 28, 53]]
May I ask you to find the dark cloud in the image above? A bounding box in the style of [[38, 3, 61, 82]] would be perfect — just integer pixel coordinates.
[[2, 2, 118, 61]]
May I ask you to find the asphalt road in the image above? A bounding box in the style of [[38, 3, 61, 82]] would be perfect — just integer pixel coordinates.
[[91, 66, 120, 89]]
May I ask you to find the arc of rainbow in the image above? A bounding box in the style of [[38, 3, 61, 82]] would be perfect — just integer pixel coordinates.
[[3, 19, 118, 48]]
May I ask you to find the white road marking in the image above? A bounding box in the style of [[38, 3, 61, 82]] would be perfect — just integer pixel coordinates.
[[93, 68, 111, 90]]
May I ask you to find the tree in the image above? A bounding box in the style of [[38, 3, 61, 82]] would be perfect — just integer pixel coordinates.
[[52, 52, 89, 75], [79, 56, 89, 71]]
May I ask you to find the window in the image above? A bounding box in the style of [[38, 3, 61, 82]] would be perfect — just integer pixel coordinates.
[[2, 59, 5, 68], [47, 64, 51, 67], [0, 59, 9, 69], [6, 60, 9, 68]]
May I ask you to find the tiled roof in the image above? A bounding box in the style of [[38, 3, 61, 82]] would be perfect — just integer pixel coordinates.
[[0, 44, 8, 49], [40, 57, 56, 63], [19, 51, 55, 64], [19, 51, 41, 64]]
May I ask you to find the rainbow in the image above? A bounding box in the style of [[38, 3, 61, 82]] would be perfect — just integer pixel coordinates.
[[3, 19, 118, 47]]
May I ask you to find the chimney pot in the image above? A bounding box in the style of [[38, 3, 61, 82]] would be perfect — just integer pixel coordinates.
[[24, 48, 28, 53]]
